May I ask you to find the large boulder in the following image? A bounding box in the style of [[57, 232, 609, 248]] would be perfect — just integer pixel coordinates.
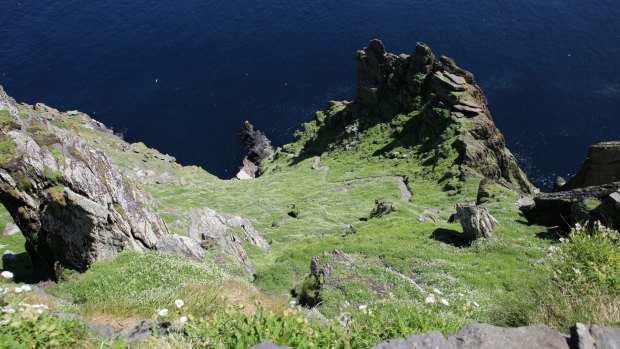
[[521, 140, 620, 230], [521, 182, 620, 229], [188, 207, 270, 277], [570, 323, 620, 349], [0, 87, 203, 280], [374, 323, 570, 349], [456, 204, 499, 240], [373, 322, 620, 349]]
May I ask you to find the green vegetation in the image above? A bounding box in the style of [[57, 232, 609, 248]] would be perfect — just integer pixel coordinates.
[[54, 251, 225, 318], [0, 79, 616, 347], [496, 222, 620, 330]]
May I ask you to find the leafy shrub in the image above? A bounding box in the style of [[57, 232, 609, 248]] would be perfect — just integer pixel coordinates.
[[494, 222, 620, 330]]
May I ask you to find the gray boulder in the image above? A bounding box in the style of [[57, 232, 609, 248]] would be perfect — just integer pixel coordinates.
[[0, 87, 203, 280], [455, 204, 499, 240], [373, 323, 571, 349], [570, 323, 620, 349], [448, 323, 569, 349], [189, 207, 270, 277]]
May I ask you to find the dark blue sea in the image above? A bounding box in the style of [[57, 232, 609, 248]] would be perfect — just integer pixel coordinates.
[[1, 1, 619, 189]]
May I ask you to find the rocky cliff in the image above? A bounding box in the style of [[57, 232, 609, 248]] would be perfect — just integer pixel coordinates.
[[274, 39, 534, 193], [0, 87, 204, 279]]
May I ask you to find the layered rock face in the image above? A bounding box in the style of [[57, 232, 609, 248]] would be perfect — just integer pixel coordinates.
[[353, 39, 534, 193], [522, 141, 620, 229], [0, 87, 203, 279]]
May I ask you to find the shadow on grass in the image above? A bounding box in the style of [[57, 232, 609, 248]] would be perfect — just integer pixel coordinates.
[[430, 228, 470, 247], [535, 228, 563, 241], [2, 252, 34, 283]]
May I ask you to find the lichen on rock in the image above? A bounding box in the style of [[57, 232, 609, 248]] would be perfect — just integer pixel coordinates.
[[0, 86, 204, 280]]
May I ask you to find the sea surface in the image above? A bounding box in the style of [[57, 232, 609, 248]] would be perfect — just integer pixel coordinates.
[[1, 0, 619, 189]]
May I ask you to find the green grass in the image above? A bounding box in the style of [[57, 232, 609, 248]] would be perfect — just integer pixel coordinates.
[[52, 251, 225, 317], [0, 89, 615, 347]]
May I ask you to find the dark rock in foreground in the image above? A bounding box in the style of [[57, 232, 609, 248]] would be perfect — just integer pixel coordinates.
[[373, 322, 620, 349], [249, 322, 620, 349], [0, 87, 203, 279]]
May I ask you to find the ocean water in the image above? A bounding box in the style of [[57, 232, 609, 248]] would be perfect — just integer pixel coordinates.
[[1, 0, 619, 189]]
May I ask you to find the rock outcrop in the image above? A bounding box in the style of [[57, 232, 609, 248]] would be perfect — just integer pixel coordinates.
[[286, 40, 534, 193], [188, 207, 270, 277], [561, 141, 620, 190], [354, 40, 534, 193], [371, 322, 620, 349], [521, 142, 620, 229], [369, 198, 397, 219], [521, 182, 620, 229], [0, 87, 204, 279], [236, 121, 274, 179], [456, 204, 499, 240]]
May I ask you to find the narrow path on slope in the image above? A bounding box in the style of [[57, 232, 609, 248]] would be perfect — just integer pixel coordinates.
[[312, 156, 412, 202]]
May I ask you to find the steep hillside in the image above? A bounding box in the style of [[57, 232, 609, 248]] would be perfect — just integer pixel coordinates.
[[0, 40, 618, 348]]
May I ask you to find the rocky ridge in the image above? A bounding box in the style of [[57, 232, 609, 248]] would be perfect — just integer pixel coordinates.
[[280, 39, 534, 194], [0, 87, 205, 279]]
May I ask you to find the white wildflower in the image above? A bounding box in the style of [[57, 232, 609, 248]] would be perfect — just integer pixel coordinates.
[[2, 308, 15, 314], [36, 309, 44, 314], [1, 271, 14, 280], [458, 293, 464, 297], [158, 308, 169, 317], [559, 237, 566, 243], [425, 295, 436, 304], [573, 268, 581, 275], [358, 304, 368, 311], [14, 287, 23, 294], [432, 288, 443, 295], [21, 285, 32, 292], [0, 320, 9, 326], [175, 299, 185, 309], [473, 301, 480, 307], [179, 316, 188, 325], [290, 301, 297, 306], [440, 298, 449, 306]]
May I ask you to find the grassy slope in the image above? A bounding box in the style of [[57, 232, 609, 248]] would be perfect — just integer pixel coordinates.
[[146, 105, 550, 323], [1, 86, 616, 347]]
